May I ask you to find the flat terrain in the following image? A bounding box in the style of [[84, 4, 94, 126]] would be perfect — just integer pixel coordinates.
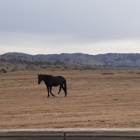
[[0, 69, 140, 129]]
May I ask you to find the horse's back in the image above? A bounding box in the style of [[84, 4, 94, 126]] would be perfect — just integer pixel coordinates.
[[53, 76, 66, 84], [58, 76, 66, 82]]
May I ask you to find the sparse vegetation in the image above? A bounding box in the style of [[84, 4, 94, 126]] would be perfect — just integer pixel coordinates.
[[0, 54, 98, 73], [1, 52, 140, 74], [0, 68, 7, 73]]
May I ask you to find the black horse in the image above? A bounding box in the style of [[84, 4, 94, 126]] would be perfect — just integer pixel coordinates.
[[38, 74, 67, 97]]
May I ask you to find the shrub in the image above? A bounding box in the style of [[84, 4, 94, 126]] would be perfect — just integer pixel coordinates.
[[0, 68, 7, 73]]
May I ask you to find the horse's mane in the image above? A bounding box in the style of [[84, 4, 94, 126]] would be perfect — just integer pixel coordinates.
[[42, 74, 53, 78], [40, 74, 52, 76]]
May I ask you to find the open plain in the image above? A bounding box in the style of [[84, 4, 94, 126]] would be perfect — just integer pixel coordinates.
[[0, 69, 140, 129]]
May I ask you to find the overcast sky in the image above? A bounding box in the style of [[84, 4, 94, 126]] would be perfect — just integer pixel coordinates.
[[0, 0, 140, 55]]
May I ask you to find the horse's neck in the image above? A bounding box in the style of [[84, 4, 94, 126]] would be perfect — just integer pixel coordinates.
[[43, 75, 52, 82]]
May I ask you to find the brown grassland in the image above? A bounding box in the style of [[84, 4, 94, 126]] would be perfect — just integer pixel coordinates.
[[0, 69, 140, 129]]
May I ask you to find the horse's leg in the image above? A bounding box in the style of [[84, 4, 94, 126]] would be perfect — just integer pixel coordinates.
[[50, 86, 55, 97], [47, 86, 50, 98], [62, 83, 67, 97], [56, 85, 62, 97], [62, 86, 66, 96]]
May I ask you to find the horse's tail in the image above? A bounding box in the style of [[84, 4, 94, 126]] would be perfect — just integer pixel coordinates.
[[64, 79, 67, 96]]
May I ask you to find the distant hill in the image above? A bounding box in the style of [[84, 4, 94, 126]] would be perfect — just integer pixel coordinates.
[[0, 52, 98, 73], [1, 52, 140, 73], [3, 52, 140, 68]]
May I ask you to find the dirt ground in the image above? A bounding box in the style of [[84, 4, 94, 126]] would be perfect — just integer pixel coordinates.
[[0, 69, 140, 129]]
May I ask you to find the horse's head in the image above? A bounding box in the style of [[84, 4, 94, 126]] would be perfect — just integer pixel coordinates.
[[38, 74, 43, 84]]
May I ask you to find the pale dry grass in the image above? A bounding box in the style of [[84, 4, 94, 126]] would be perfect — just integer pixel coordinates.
[[0, 69, 140, 129]]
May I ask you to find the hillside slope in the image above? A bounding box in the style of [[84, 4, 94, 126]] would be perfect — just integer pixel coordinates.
[[3, 52, 140, 68], [0, 53, 97, 73]]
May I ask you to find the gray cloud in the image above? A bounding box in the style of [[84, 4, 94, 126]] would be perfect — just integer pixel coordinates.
[[0, 0, 140, 54], [1, 1, 140, 35]]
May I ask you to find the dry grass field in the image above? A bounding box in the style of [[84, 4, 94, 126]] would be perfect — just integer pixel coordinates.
[[0, 69, 140, 129]]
